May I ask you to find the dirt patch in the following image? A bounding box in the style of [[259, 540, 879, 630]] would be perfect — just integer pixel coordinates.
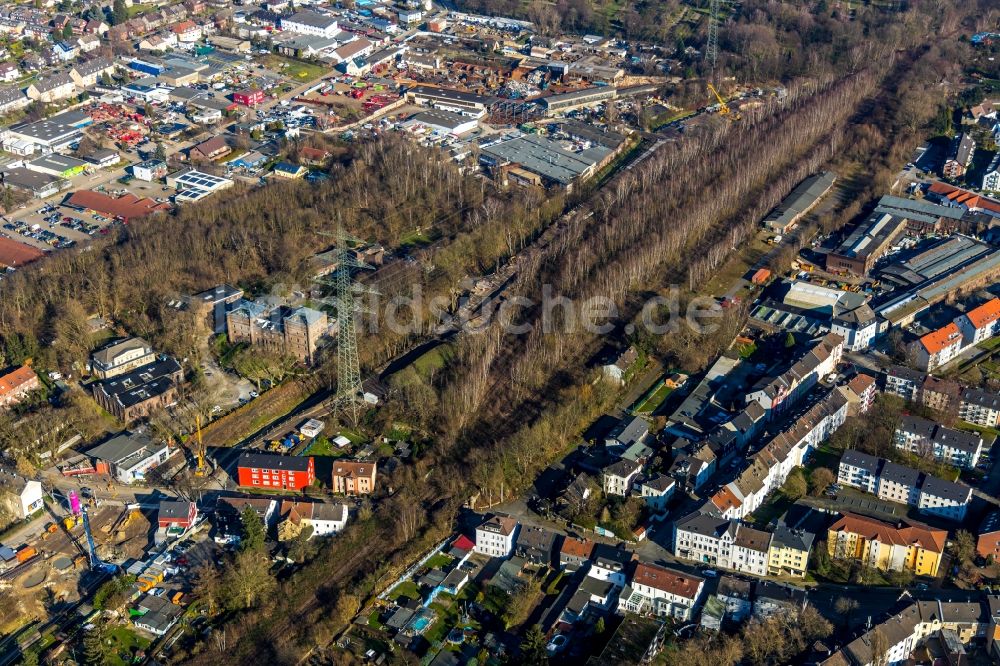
[[200, 379, 313, 447]]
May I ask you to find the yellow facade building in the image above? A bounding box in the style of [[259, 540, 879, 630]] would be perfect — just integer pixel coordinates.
[[827, 513, 945, 577]]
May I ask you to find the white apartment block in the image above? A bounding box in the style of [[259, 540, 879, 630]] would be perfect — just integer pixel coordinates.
[[955, 298, 1000, 348], [959, 387, 1000, 428], [281, 10, 339, 37], [838, 451, 971, 522], [895, 415, 983, 469], [474, 514, 519, 558]]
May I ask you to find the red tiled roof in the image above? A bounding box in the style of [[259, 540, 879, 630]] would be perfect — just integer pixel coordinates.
[[0, 236, 45, 268], [632, 562, 703, 599], [829, 513, 946, 553], [710, 486, 742, 512], [0, 366, 37, 397], [964, 298, 1000, 331], [66, 190, 170, 221], [451, 534, 474, 552], [928, 181, 1000, 214], [847, 374, 875, 394], [560, 536, 594, 559], [919, 322, 962, 355]]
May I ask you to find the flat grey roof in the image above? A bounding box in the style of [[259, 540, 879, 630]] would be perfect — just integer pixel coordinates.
[[482, 133, 611, 184]]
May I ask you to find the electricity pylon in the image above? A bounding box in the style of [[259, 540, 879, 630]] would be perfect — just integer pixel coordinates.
[[705, 0, 739, 83], [317, 226, 374, 425]]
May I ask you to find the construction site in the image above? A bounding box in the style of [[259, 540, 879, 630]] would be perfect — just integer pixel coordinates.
[[0, 490, 151, 632]]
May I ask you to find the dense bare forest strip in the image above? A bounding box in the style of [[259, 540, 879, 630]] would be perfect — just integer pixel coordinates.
[[205, 43, 949, 666], [0, 140, 562, 379]]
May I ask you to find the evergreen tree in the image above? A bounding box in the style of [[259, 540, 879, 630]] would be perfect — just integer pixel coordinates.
[[240, 506, 265, 552], [82, 619, 110, 666], [111, 0, 127, 26], [521, 625, 548, 666], [154, 142, 166, 161]]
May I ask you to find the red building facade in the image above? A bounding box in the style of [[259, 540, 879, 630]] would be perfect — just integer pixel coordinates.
[[237, 452, 315, 490], [233, 89, 265, 106]]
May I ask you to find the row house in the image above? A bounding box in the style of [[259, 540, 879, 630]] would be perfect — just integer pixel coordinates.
[[731, 524, 772, 577], [70, 58, 116, 87], [675, 509, 815, 579], [618, 562, 705, 621], [767, 525, 814, 578], [746, 333, 843, 418], [474, 514, 519, 558], [827, 512, 947, 576], [559, 536, 595, 571], [894, 414, 983, 469], [709, 390, 849, 520], [887, 364, 1000, 427], [589, 544, 634, 588], [26, 72, 76, 103], [821, 598, 1000, 666], [838, 450, 971, 521]]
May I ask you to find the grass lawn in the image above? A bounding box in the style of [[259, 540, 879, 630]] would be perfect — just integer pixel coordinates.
[[412, 344, 453, 378], [264, 56, 329, 83], [424, 553, 454, 570], [699, 233, 771, 298], [126, 3, 157, 17], [337, 428, 367, 444], [956, 421, 1000, 444], [749, 490, 792, 528], [388, 580, 420, 601], [805, 445, 840, 472], [302, 436, 350, 458], [633, 382, 672, 414], [399, 228, 434, 248], [368, 610, 383, 630], [106, 626, 151, 666]]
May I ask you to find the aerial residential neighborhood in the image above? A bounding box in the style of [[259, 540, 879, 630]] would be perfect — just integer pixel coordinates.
[[0, 0, 997, 665]]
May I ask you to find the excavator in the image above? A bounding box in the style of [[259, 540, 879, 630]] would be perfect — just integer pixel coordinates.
[[708, 83, 741, 121]]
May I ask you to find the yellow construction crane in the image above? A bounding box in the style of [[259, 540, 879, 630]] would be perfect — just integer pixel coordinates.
[[707, 83, 740, 120], [194, 414, 207, 477]]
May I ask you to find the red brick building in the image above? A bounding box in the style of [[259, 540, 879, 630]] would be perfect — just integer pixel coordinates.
[[233, 89, 265, 106], [237, 452, 315, 491], [157, 500, 198, 529]]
